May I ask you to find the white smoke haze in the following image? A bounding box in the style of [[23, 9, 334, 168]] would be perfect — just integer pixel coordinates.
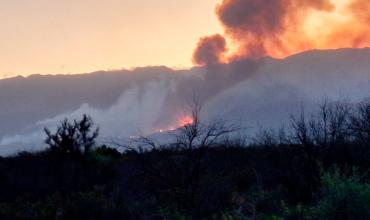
[[37, 79, 176, 136], [0, 48, 369, 155], [0, 79, 178, 154]]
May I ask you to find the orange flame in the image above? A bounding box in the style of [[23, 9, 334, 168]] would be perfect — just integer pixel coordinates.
[[155, 116, 194, 134], [178, 116, 194, 127]]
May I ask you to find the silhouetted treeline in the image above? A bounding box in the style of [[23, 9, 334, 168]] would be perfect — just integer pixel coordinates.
[[0, 100, 370, 219]]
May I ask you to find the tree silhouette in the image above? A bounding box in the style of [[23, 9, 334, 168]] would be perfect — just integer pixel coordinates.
[[44, 114, 99, 155]]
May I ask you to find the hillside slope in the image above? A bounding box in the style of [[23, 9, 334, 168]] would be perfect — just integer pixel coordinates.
[[0, 48, 369, 154]]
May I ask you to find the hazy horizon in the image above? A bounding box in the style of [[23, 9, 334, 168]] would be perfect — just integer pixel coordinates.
[[1, 0, 370, 78], [0, 0, 221, 77]]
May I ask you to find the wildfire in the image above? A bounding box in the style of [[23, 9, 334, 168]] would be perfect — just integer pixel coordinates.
[[155, 116, 194, 134]]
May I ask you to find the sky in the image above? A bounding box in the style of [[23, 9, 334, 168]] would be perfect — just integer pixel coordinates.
[[0, 0, 222, 77]]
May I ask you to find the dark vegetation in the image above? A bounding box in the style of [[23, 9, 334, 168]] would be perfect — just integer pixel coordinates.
[[1, 99, 370, 219]]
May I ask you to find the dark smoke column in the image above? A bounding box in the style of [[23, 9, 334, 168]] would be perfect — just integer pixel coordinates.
[[193, 0, 339, 62], [192, 34, 228, 66]]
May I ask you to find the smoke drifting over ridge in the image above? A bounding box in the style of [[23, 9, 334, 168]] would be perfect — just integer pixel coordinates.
[[193, 0, 370, 65], [0, 48, 369, 155]]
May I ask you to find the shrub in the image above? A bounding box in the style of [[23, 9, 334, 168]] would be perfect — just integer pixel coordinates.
[[309, 167, 370, 219], [44, 114, 99, 156]]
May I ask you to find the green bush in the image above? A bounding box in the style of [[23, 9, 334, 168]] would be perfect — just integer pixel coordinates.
[[282, 167, 370, 220], [309, 167, 370, 219]]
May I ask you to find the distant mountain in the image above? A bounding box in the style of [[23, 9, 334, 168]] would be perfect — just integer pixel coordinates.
[[205, 48, 370, 130], [0, 48, 369, 154]]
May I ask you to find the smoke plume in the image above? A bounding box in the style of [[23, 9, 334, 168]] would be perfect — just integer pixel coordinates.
[[192, 34, 228, 65], [194, 0, 370, 64]]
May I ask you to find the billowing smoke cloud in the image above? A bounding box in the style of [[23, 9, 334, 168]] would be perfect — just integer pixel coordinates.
[[192, 34, 228, 65], [194, 0, 370, 65], [327, 0, 370, 48], [216, 0, 334, 58], [351, 0, 370, 22]]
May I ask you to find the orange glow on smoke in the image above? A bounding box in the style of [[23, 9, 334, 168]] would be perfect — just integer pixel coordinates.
[[228, 0, 370, 60], [193, 0, 370, 65], [269, 0, 370, 59], [178, 116, 194, 127]]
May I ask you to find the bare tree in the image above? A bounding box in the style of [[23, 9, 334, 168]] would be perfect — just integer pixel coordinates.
[[349, 99, 370, 146], [289, 99, 353, 197], [119, 96, 236, 211], [291, 99, 351, 148], [174, 97, 236, 207], [252, 125, 291, 147], [290, 105, 313, 147], [290, 105, 320, 195], [309, 99, 351, 147], [174, 96, 236, 150]]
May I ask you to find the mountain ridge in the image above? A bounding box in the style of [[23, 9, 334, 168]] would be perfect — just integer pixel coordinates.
[[0, 47, 369, 154]]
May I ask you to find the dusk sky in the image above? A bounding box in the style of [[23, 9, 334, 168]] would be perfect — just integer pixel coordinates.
[[0, 0, 221, 77], [1, 0, 369, 78]]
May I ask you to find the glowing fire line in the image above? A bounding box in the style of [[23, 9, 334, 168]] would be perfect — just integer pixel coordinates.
[[157, 116, 194, 133]]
